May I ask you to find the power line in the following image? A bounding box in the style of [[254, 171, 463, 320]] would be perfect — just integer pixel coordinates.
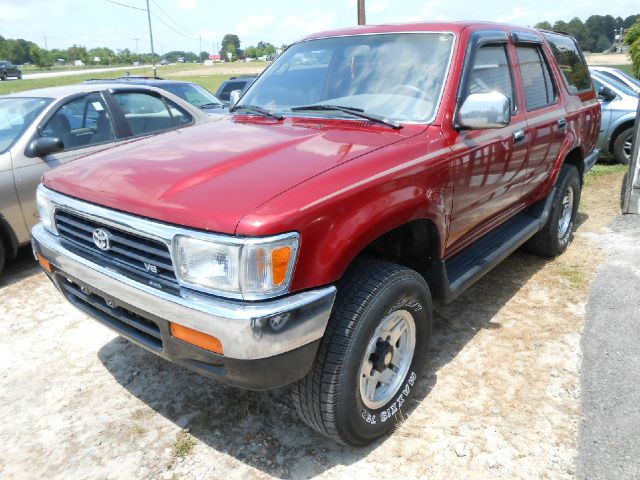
[[150, 0, 193, 37], [103, 0, 146, 12], [151, 11, 193, 39]]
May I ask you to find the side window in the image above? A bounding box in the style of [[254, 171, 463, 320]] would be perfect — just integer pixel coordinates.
[[515, 45, 557, 110], [466, 44, 515, 111], [40, 93, 115, 150], [542, 32, 591, 93], [112, 92, 193, 137]]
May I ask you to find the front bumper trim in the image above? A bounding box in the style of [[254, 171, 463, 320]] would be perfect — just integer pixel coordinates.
[[32, 223, 336, 361]]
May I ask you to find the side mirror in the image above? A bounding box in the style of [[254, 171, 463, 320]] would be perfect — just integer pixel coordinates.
[[29, 137, 64, 157], [597, 85, 617, 102], [229, 89, 242, 107], [457, 92, 511, 130]]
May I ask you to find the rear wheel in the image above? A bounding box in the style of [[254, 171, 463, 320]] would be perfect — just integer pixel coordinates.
[[0, 239, 5, 276], [525, 164, 581, 257], [1, 73, 6, 81], [613, 127, 633, 165], [291, 258, 432, 446]]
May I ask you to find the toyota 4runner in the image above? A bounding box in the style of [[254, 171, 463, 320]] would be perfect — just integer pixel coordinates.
[[31, 22, 600, 446]]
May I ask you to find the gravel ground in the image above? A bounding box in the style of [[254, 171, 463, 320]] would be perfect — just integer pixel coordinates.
[[578, 213, 640, 479], [0, 169, 626, 479]]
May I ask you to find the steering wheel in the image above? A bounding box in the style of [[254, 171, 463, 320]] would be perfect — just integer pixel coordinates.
[[387, 84, 424, 98]]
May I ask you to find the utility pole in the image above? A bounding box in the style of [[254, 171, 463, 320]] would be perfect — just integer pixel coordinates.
[[44, 36, 48, 50], [199, 33, 202, 62], [133, 37, 140, 63], [145, 0, 157, 77], [357, 0, 366, 25]]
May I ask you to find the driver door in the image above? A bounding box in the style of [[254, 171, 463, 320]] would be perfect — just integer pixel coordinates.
[[12, 91, 118, 231]]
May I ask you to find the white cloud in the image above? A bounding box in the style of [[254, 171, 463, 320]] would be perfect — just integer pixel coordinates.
[[496, 6, 531, 24], [236, 14, 276, 37], [174, 0, 197, 11], [369, 0, 389, 14], [280, 9, 338, 41]]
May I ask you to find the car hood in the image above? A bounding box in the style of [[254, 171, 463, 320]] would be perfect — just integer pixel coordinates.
[[44, 116, 420, 233]]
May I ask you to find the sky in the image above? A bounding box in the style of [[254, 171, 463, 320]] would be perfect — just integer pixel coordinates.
[[0, 0, 638, 54]]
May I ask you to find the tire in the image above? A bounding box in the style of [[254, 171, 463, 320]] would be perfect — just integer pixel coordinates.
[[291, 258, 432, 446], [525, 164, 581, 257], [0, 239, 5, 276], [0, 73, 6, 81], [17, 72, 22, 80], [613, 127, 633, 165]]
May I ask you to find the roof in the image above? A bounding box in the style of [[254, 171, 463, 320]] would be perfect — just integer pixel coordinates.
[[299, 21, 541, 42], [1, 82, 175, 99]]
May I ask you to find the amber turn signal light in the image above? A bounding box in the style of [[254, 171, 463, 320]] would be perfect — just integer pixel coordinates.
[[170, 323, 223, 355], [36, 252, 52, 273], [271, 246, 292, 285]]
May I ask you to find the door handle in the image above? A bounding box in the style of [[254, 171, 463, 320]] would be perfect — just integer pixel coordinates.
[[513, 129, 526, 143], [557, 118, 567, 129]]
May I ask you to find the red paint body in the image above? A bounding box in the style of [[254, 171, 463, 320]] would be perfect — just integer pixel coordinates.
[[43, 22, 600, 294]]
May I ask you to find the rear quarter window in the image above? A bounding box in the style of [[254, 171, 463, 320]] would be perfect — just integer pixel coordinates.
[[542, 32, 591, 94]]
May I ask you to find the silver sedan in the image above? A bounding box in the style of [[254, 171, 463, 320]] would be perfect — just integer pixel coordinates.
[[0, 83, 212, 274], [591, 71, 638, 165]]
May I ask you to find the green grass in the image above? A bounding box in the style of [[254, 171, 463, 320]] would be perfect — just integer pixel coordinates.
[[585, 163, 629, 184], [173, 430, 196, 459], [557, 265, 587, 288], [0, 62, 268, 96]]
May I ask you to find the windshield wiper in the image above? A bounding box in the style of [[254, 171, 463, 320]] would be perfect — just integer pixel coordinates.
[[290, 104, 402, 129], [229, 104, 284, 120], [199, 102, 225, 109]]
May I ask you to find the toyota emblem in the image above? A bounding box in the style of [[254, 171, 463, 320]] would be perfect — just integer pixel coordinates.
[[92, 228, 111, 251]]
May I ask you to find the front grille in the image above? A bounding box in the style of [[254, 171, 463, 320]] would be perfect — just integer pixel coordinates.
[[60, 276, 163, 350], [55, 210, 179, 294]]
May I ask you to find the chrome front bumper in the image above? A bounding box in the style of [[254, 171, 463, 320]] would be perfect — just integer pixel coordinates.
[[31, 223, 336, 361]]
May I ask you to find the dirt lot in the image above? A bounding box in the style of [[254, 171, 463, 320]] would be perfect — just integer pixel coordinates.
[[0, 166, 627, 479]]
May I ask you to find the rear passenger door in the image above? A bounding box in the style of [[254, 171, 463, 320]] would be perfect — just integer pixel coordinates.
[[107, 90, 193, 138], [513, 35, 567, 198], [447, 32, 529, 249]]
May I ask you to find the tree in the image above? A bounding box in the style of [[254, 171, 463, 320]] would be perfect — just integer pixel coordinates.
[[625, 20, 640, 77], [625, 20, 640, 46], [220, 34, 241, 60], [535, 21, 553, 30], [595, 34, 611, 52], [199, 50, 209, 62]]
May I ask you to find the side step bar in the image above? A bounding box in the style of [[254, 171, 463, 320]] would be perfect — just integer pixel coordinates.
[[426, 188, 556, 304]]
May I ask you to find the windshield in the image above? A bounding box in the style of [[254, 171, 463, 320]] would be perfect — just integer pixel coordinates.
[[239, 32, 455, 123], [593, 72, 638, 98], [161, 83, 223, 107], [613, 70, 640, 90], [0, 97, 51, 154]]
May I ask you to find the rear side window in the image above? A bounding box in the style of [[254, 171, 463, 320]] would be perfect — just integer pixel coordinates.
[[542, 32, 591, 93], [466, 44, 515, 111], [112, 92, 192, 137], [515, 45, 557, 110]]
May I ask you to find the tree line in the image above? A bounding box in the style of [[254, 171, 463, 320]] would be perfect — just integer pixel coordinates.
[[0, 32, 284, 68], [534, 14, 640, 52]]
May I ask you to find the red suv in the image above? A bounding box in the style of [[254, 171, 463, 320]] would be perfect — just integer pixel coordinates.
[[32, 22, 599, 446]]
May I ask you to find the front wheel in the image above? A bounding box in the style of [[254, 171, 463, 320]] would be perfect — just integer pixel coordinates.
[[291, 258, 432, 446], [613, 127, 633, 165], [0, 73, 6, 81], [525, 164, 581, 257]]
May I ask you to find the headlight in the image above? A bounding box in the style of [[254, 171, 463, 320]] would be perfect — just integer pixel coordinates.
[[36, 185, 58, 235], [174, 233, 299, 299]]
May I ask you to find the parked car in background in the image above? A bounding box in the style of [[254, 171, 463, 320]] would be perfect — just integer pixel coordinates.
[[84, 77, 228, 115], [215, 75, 257, 105], [0, 83, 210, 275], [32, 23, 599, 445], [591, 70, 638, 164], [0, 61, 22, 81], [590, 66, 640, 95]]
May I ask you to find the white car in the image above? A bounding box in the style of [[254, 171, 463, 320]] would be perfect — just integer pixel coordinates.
[[589, 66, 640, 95]]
